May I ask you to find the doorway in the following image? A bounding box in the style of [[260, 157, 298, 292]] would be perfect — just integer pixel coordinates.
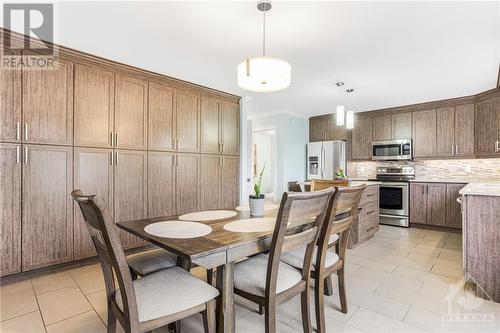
[[252, 128, 277, 201]]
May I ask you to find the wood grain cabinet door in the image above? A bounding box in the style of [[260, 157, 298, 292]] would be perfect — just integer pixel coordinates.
[[176, 153, 199, 214], [221, 156, 239, 209], [200, 97, 221, 154], [176, 91, 200, 153], [114, 75, 148, 150], [22, 59, 73, 145], [427, 183, 446, 226], [454, 104, 474, 157], [327, 117, 347, 140], [391, 113, 412, 139], [199, 155, 221, 210], [148, 151, 176, 218], [372, 115, 392, 141], [475, 99, 500, 156], [22, 145, 73, 270], [148, 83, 175, 151], [446, 183, 465, 228], [412, 109, 437, 158], [410, 183, 427, 224], [0, 143, 21, 276], [436, 107, 455, 157], [351, 116, 372, 160], [74, 65, 114, 148], [0, 60, 21, 143], [309, 118, 324, 142], [221, 101, 240, 155], [114, 150, 148, 248], [73, 147, 114, 259]]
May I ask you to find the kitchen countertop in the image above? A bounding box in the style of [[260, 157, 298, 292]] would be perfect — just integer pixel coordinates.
[[408, 179, 471, 184], [350, 180, 382, 186], [459, 183, 500, 197]]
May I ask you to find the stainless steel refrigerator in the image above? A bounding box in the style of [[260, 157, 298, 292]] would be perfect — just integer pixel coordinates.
[[307, 140, 347, 180]]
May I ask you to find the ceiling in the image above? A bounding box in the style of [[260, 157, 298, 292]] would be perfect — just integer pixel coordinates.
[[36, 2, 500, 117]]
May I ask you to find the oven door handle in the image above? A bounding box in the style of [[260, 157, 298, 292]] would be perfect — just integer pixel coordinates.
[[380, 184, 408, 188]]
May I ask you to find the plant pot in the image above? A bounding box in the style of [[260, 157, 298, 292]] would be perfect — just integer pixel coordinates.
[[249, 195, 265, 217]]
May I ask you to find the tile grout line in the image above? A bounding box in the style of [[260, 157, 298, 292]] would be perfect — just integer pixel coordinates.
[[30, 279, 48, 333]]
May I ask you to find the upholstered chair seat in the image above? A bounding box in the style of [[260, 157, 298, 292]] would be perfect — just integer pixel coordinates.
[[127, 248, 177, 276], [328, 233, 339, 244], [281, 247, 340, 270]]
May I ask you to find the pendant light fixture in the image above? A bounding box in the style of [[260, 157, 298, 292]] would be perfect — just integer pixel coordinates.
[[345, 88, 354, 129], [237, 1, 291, 92], [335, 82, 345, 126]]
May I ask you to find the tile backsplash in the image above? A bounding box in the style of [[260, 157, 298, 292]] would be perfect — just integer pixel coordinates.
[[350, 158, 500, 181]]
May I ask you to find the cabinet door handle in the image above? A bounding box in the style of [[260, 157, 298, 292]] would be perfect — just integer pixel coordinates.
[[115, 151, 118, 165], [221, 143, 224, 153], [455, 144, 458, 155], [115, 133, 118, 146], [451, 145, 454, 155], [24, 147, 28, 164], [24, 123, 28, 141], [16, 146, 20, 164], [177, 138, 181, 150], [110, 132, 114, 146], [496, 140, 500, 153], [16, 122, 20, 141], [110, 151, 113, 165]]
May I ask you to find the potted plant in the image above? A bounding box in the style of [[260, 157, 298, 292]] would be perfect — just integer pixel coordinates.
[[335, 167, 347, 179], [249, 163, 266, 217]]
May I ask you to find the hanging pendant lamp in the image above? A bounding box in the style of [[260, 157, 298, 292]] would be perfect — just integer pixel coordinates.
[[346, 88, 355, 130], [336, 82, 345, 126], [237, 1, 291, 92]]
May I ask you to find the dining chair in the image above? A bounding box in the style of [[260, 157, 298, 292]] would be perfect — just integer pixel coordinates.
[[287, 181, 302, 192], [281, 185, 366, 333], [233, 188, 336, 333], [72, 190, 219, 333], [310, 178, 351, 191]]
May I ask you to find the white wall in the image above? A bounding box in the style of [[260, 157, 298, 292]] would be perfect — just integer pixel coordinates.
[[252, 130, 276, 195]]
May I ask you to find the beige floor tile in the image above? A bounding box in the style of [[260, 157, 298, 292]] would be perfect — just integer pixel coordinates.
[[406, 253, 462, 270], [37, 285, 92, 325], [442, 242, 462, 251], [436, 248, 462, 261], [347, 307, 425, 332], [32, 271, 77, 296], [236, 311, 300, 333], [397, 258, 434, 272], [351, 266, 423, 291], [347, 254, 399, 272], [431, 264, 464, 279], [0, 280, 39, 321], [404, 305, 447, 332], [0, 311, 45, 333], [349, 289, 410, 321], [392, 265, 460, 286], [86, 290, 107, 325], [419, 280, 465, 299], [69, 266, 105, 295], [46, 310, 106, 333]]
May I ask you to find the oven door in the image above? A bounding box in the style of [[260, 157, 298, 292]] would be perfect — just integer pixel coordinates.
[[379, 183, 409, 216]]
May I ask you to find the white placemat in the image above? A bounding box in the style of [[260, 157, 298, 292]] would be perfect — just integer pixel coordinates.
[[235, 203, 280, 212], [144, 221, 212, 239], [178, 210, 237, 221], [223, 218, 277, 233]]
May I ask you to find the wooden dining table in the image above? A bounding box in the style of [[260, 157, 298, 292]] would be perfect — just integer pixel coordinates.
[[118, 201, 353, 333]]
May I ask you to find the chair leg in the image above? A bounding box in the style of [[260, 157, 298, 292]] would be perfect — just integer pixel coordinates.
[[175, 320, 181, 333], [301, 287, 312, 333], [107, 306, 117, 333], [324, 275, 334, 296], [314, 275, 326, 333], [129, 267, 138, 280], [264, 300, 277, 333], [206, 268, 214, 286], [202, 299, 216, 333], [258, 304, 264, 315], [338, 268, 348, 314]]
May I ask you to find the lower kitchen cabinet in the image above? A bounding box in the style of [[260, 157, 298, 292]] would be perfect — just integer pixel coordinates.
[[199, 155, 222, 210], [176, 153, 199, 214], [446, 184, 466, 228], [427, 184, 446, 226], [0, 143, 21, 276], [22, 145, 73, 271], [221, 156, 239, 209], [73, 147, 114, 260], [348, 185, 379, 248], [409, 183, 427, 224], [148, 151, 176, 218]]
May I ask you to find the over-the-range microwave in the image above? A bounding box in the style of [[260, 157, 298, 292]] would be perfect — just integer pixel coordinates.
[[372, 139, 412, 161]]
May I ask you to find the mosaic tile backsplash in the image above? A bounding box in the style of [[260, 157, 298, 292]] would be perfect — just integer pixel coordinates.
[[350, 158, 500, 181]]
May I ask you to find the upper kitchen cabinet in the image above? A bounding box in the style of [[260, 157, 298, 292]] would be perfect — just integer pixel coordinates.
[[221, 101, 240, 155], [372, 113, 412, 141], [201, 97, 221, 154], [0, 58, 21, 143], [351, 115, 372, 160], [436, 104, 475, 158], [114, 75, 148, 150], [372, 115, 392, 141], [436, 107, 455, 157], [148, 83, 175, 151], [22, 59, 73, 146], [309, 115, 346, 142], [475, 96, 500, 157], [74, 65, 115, 148], [412, 109, 436, 158], [176, 91, 200, 153]]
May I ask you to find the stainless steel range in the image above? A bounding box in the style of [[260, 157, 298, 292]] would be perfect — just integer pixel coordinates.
[[372, 166, 415, 227]]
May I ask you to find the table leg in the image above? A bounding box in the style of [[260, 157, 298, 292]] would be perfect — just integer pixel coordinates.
[[216, 262, 235, 333]]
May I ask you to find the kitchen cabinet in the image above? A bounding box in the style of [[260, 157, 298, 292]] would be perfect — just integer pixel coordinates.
[[0, 57, 21, 143], [309, 117, 328, 142], [475, 97, 500, 157], [412, 109, 437, 158], [446, 183, 465, 228], [148, 83, 175, 151], [114, 150, 148, 248], [73, 147, 114, 259], [176, 153, 199, 214], [436, 107, 455, 157], [148, 151, 176, 218], [199, 155, 222, 210], [22, 59, 73, 146], [114, 75, 148, 150], [309, 116, 346, 142], [176, 91, 200, 153], [74, 65, 115, 148], [221, 156, 239, 209], [372, 115, 392, 141], [0, 143, 21, 276], [436, 104, 475, 158], [410, 183, 428, 224], [391, 112, 412, 139], [348, 185, 379, 249], [221, 101, 240, 155], [22, 145, 73, 271], [351, 115, 372, 160], [201, 97, 221, 154], [427, 184, 446, 226]]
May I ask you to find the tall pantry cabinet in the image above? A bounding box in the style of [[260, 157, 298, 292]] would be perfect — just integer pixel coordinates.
[[0, 35, 241, 276]]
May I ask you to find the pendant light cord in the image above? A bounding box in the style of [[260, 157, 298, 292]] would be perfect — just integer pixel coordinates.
[[262, 9, 266, 56]]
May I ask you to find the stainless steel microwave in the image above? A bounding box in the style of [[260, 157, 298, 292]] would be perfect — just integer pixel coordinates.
[[372, 139, 412, 161]]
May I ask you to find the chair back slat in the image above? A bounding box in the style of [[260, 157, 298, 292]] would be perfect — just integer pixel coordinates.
[[311, 179, 351, 191], [265, 188, 335, 298], [71, 190, 140, 331]]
